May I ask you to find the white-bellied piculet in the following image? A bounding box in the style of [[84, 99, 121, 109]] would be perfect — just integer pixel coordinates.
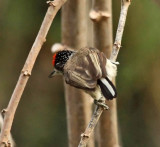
[[49, 47, 118, 109]]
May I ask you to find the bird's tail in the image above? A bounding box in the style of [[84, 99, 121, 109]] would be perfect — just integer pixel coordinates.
[[98, 77, 117, 100]]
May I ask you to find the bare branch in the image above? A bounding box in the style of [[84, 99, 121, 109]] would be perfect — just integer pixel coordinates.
[[78, 107, 103, 147], [78, 0, 132, 146], [89, 10, 110, 22], [110, 0, 131, 62], [0, 0, 67, 146], [0, 114, 15, 147]]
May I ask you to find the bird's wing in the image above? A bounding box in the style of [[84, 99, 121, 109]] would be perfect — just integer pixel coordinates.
[[64, 47, 107, 90]]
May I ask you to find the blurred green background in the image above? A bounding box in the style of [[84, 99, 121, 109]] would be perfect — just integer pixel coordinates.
[[0, 0, 160, 146]]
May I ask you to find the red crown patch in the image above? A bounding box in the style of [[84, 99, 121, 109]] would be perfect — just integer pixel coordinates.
[[52, 53, 57, 66]]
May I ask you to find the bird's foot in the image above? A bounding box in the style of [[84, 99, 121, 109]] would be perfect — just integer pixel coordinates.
[[94, 100, 109, 110]]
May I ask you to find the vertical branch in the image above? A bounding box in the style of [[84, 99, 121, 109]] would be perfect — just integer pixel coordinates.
[[0, 0, 67, 146], [62, 0, 94, 147], [86, 1, 94, 146], [91, 0, 119, 146], [90, 0, 112, 58], [78, 0, 132, 146], [87, 0, 94, 47]]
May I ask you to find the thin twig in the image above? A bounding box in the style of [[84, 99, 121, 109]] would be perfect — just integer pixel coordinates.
[[0, 0, 67, 146], [78, 0, 132, 146], [78, 107, 103, 147], [110, 0, 131, 62]]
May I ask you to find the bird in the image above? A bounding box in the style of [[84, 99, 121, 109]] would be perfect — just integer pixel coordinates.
[[49, 46, 118, 109]]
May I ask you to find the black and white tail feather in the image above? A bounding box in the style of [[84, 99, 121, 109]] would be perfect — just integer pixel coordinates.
[[98, 59, 118, 100], [98, 77, 117, 100]]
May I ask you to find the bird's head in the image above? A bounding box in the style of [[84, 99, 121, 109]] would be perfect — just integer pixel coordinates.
[[49, 50, 74, 78]]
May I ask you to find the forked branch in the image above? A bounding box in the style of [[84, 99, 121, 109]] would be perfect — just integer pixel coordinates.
[[78, 0, 132, 146], [0, 0, 67, 146]]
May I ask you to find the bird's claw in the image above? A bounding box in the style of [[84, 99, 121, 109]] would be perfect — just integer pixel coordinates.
[[94, 100, 109, 110]]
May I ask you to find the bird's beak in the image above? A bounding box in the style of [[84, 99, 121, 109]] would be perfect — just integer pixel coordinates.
[[48, 70, 56, 78]]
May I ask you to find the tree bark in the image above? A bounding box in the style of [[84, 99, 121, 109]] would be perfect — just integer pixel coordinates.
[[61, 0, 94, 147], [91, 0, 119, 146]]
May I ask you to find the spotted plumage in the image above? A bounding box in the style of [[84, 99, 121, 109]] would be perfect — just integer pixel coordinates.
[[53, 50, 74, 71]]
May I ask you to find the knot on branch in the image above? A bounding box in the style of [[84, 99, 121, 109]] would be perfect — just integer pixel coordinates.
[[114, 42, 121, 49], [21, 70, 31, 76], [0, 140, 11, 147], [89, 10, 110, 22], [47, 0, 59, 7], [1, 109, 7, 116], [81, 133, 90, 138], [122, 0, 132, 5]]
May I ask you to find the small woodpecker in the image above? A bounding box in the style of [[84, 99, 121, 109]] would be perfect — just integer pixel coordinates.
[[49, 47, 118, 109]]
